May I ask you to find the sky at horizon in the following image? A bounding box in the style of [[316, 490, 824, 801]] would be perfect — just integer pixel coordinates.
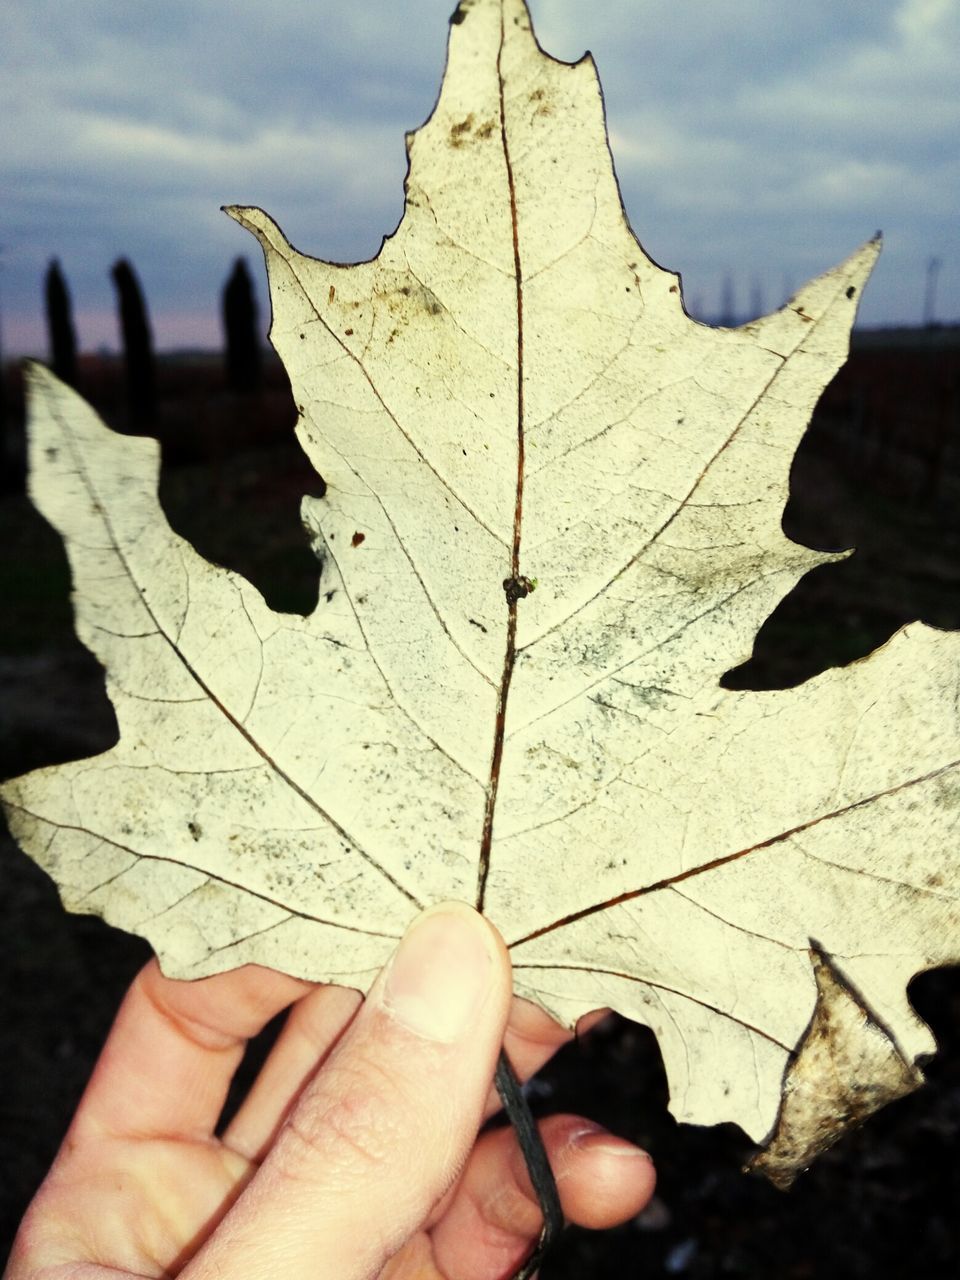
[[2, 0, 958, 357]]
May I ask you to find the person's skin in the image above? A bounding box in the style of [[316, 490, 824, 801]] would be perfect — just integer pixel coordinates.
[[6, 902, 655, 1280]]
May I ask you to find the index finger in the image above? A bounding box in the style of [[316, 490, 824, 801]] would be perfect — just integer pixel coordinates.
[[71, 959, 315, 1143]]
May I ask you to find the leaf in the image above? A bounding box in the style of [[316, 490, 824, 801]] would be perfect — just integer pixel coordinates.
[[3, 0, 958, 1185]]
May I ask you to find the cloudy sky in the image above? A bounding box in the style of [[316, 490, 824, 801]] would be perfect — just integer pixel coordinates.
[[2, 0, 957, 356]]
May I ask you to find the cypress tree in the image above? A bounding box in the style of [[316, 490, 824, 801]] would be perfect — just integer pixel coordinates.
[[718, 273, 737, 327], [45, 258, 78, 386], [0, 276, 10, 491], [222, 257, 262, 393], [111, 257, 156, 425]]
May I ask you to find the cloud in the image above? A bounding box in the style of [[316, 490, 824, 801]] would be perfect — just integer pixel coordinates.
[[550, 0, 958, 323], [0, 0, 955, 355]]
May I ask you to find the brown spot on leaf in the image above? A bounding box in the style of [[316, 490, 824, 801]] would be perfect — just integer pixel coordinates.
[[328, 285, 335, 302], [450, 114, 475, 147], [351, 531, 365, 548]]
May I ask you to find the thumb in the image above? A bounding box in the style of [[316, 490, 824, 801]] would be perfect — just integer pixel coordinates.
[[184, 902, 513, 1280]]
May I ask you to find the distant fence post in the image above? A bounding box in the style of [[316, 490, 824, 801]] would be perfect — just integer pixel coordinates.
[[222, 257, 262, 393], [45, 258, 78, 387], [111, 257, 156, 425]]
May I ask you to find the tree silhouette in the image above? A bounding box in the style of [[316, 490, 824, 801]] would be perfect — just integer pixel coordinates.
[[222, 257, 262, 393], [718, 273, 737, 327], [45, 259, 78, 387], [111, 258, 156, 425]]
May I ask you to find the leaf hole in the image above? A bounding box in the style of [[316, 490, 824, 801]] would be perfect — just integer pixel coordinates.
[[723, 336, 960, 691]]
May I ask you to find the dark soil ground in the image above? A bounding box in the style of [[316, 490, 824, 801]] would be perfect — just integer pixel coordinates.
[[2, 332, 960, 1276]]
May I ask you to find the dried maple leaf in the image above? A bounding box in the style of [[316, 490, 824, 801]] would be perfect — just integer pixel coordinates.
[[4, 0, 957, 1185]]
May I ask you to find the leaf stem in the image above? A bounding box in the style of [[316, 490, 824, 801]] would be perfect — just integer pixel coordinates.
[[494, 1048, 563, 1280], [475, 2, 527, 914]]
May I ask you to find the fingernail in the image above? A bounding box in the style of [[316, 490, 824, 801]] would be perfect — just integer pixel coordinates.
[[570, 1125, 653, 1160], [380, 903, 495, 1042]]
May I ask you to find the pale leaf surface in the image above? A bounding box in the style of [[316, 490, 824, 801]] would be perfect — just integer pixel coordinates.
[[5, 0, 960, 1181]]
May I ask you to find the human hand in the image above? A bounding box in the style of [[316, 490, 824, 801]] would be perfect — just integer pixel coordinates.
[[6, 902, 655, 1279]]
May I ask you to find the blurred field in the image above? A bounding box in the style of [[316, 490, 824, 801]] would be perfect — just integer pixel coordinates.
[[2, 330, 960, 1276]]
